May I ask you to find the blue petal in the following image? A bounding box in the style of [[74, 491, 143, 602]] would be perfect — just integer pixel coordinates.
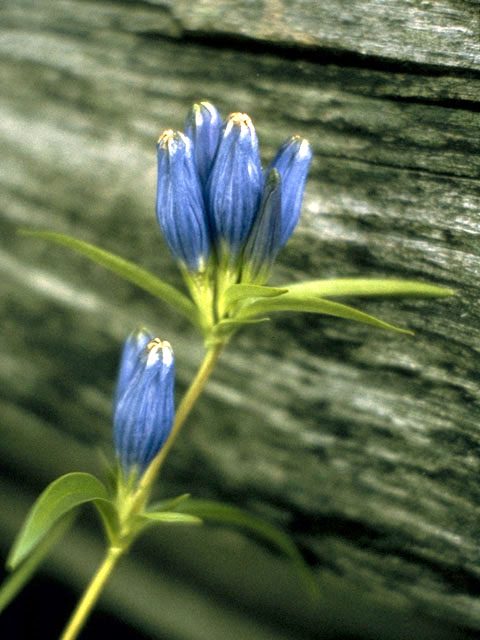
[[241, 169, 282, 284], [114, 328, 152, 408], [207, 112, 264, 261], [113, 337, 175, 475], [156, 130, 210, 272], [185, 102, 222, 190], [268, 136, 312, 247]]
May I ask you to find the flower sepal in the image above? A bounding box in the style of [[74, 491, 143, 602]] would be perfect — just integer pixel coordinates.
[[180, 262, 218, 333], [222, 283, 289, 309], [147, 493, 192, 512], [140, 511, 202, 525]]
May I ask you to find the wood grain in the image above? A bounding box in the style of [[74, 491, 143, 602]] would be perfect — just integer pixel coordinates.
[[163, 0, 480, 70]]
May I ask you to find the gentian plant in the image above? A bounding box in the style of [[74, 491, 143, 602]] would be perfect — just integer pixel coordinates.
[[1, 101, 452, 639]]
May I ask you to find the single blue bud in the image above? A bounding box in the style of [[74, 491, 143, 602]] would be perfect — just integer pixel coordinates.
[[185, 101, 222, 190], [207, 112, 264, 261], [241, 169, 282, 284], [113, 332, 175, 476], [156, 129, 210, 272], [268, 136, 312, 247]]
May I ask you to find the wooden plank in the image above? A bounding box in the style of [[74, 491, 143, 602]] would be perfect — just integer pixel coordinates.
[[3, 0, 480, 73], [160, 0, 480, 70]]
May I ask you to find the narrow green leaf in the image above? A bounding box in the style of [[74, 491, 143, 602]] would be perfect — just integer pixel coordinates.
[[147, 493, 191, 513], [177, 499, 317, 595], [223, 284, 288, 308], [236, 293, 413, 335], [0, 511, 75, 613], [19, 230, 198, 325], [7, 472, 109, 569], [141, 512, 202, 524], [282, 278, 454, 299], [177, 499, 300, 559]]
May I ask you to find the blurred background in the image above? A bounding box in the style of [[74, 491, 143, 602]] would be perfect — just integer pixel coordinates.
[[1, 1, 480, 638]]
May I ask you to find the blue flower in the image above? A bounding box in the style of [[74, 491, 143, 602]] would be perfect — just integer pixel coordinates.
[[113, 330, 175, 476], [185, 101, 222, 190], [241, 169, 283, 284], [268, 136, 312, 247], [156, 130, 210, 272], [207, 112, 264, 263]]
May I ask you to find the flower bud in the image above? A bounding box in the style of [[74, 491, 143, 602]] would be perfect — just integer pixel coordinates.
[[113, 331, 175, 476], [207, 112, 264, 262], [268, 136, 312, 247], [185, 101, 222, 189], [156, 129, 210, 272], [241, 169, 282, 284]]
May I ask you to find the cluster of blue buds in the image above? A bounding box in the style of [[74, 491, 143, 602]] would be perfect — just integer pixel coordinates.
[[156, 102, 312, 299], [113, 104, 311, 473], [113, 329, 175, 477]]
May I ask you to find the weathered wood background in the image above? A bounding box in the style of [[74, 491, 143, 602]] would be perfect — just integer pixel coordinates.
[[1, 1, 480, 638]]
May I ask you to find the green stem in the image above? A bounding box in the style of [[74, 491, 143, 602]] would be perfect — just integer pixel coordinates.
[[59, 546, 124, 640], [135, 340, 225, 503]]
